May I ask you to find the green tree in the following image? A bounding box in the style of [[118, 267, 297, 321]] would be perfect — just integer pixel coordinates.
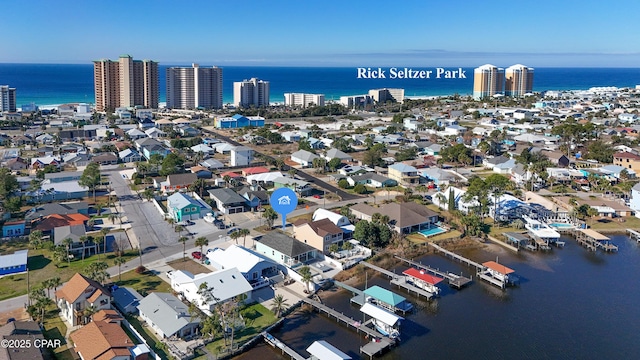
[[29, 230, 43, 250], [338, 179, 350, 189], [62, 238, 73, 264], [238, 228, 250, 247], [79, 162, 102, 201], [114, 256, 127, 282], [328, 158, 342, 172], [448, 188, 456, 212], [0, 168, 18, 202], [179, 236, 189, 261], [299, 265, 313, 293], [92, 235, 103, 260], [262, 207, 278, 229], [298, 139, 314, 152], [353, 184, 367, 194], [160, 153, 184, 176], [83, 261, 109, 285], [270, 294, 289, 318], [195, 237, 209, 263]]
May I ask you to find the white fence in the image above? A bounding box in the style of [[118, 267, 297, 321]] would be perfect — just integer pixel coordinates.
[[122, 318, 163, 360]]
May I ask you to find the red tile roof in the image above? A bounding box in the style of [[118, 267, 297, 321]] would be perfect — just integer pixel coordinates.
[[614, 151, 640, 160], [242, 166, 269, 175], [483, 261, 515, 275], [55, 273, 110, 304], [220, 171, 242, 178], [403, 268, 444, 285], [33, 213, 89, 231]]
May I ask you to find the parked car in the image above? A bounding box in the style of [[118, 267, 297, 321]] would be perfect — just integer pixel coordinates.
[[191, 251, 202, 260], [312, 194, 322, 199], [227, 227, 238, 235]]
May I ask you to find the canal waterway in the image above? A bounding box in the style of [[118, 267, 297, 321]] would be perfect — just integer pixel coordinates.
[[239, 235, 640, 359]]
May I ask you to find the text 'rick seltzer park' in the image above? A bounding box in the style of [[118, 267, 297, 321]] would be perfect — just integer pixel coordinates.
[[356, 67, 467, 79]]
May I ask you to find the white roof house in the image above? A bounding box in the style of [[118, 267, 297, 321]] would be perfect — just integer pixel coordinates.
[[169, 268, 253, 315], [246, 171, 284, 184], [137, 292, 200, 339], [206, 244, 280, 283], [312, 208, 351, 228], [191, 144, 214, 153]]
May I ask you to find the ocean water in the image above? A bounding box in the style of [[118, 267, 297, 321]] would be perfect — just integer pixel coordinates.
[[239, 235, 640, 360], [1, 64, 640, 107]]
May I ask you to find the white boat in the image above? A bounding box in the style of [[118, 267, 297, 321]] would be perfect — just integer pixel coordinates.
[[360, 302, 403, 339], [402, 268, 444, 295], [523, 215, 561, 243], [203, 212, 215, 224]]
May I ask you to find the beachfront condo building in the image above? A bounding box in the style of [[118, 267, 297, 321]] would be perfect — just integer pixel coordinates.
[[473, 64, 505, 100], [283, 93, 325, 108], [0, 85, 17, 113], [93, 55, 159, 111], [166, 64, 223, 110], [505, 64, 534, 97], [369, 88, 405, 103], [233, 78, 270, 108]]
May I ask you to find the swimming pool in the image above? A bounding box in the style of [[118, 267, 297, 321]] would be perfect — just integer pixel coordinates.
[[549, 223, 574, 228], [419, 226, 447, 237]]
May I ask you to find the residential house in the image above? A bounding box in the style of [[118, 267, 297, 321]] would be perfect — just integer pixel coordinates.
[[144, 127, 166, 138], [33, 213, 89, 233], [25, 201, 89, 221], [245, 171, 283, 186], [230, 146, 253, 167], [208, 188, 247, 214], [293, 218, 343, 253], [630, 183, 640, 218], [312, 208, 354, 238], [167, 192, 209, 221], [350, 202, 439, 234], [2, 220, 26, 238], [118, 149, 142, 163], [388, 163, 420, 185], [420, 168, 457, 187], [168, 268, 253, 315], [255, 231, 317, 268], [162, 173, 197, 193], [0, 250, 28, 276], [290, 150, 319, 167], [323, 148, 353, 162], [45, 171, 82, 183], [138, 292, 200, 339], [305, 137, 324, 150], [214, 114, 265, 128], [206, 245, 281, 288], [213, 142, 235, 154], [200, 158, 225, 170], [36, 146, 54, 157], [542, 151, 571, 168], [493, 158, 517, 174], [69, 320, 139, 360], [614, 151, 640, 173], [37, 180, 89, 202], [510, 163, 532, 185], [56, 273, 111, 326], [190, 143, 214, 155], [273, 176, 313, 195], [176, 124, 198, 137], [63, 153, 91, 167], [0, 321, 46, 360], [53, 224, 92, 256], [135, 138, 170, 160], [599, 165, 636, 180], [35, 133, 55, 144], [237, 186, 269, 211], [126, 128, 147, 140], [483, 155, 510, 169], [241, 167, 269, 177], [30, 155, 61, 170], [92, 152, 118, 165], [282, 131, 301, 142], [190, 165, 212, 179], [4, 157, 28, 171], [12, 135, 33, 147], [112, 286, 144, 314], [347, 172, 397, 188]]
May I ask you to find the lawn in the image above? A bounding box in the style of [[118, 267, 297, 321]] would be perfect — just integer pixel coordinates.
[[201, 303, 277, 359], [589, 216, 640, 231], [0, 243, 138, 301], [42, 308, 75, 360], [407, 230, 463, 244], [116, 269, 172, 296], [168, 258, 211, 275], [126, 315, 172, 360]]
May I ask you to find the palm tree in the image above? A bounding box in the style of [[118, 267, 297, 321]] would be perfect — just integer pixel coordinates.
[[174, 225, 185, 238], [62, 238, 73, 264], [92, 236, 103, 260], [108, 213, 118, 226], [262, 207, 278, 229], [114, 256, 127, 282], [179, 236, 189, 261], [100, 228, 109, 255], [223, 175, 231, 188], [195, 237, 209, 263], [299, 265, 313, 293], [239, 228, 250, 247], [79, 235, 89, 261], [270, 294, 289, 318], [82, 305, 98, 324], [230, 230, 240, 244]]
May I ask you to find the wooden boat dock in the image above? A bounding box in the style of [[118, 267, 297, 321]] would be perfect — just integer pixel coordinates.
[[394, 255, 472, 289], [427, 242, 484, 270], [572, 228, 618, 252], [262, 332, 306, 360], [627, 229, 640, 242], [390, 276, 435, 300], [361, 261, 398, 279], [298, 297, 395, 357]]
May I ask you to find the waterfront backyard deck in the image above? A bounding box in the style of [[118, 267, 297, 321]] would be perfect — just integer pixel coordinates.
[[394, 255, 472, 289]]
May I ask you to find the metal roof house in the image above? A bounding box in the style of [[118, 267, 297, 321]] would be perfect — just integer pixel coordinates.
[[137, 292, 200, 339], [0, 249, 28, 276]]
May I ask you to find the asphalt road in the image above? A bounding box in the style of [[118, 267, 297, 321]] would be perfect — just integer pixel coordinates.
[[200, 128, 361, 201]]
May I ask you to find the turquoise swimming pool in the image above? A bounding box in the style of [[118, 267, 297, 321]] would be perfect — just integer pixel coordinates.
[[549, 223, 574, 228], [419, 226, 447, 237]]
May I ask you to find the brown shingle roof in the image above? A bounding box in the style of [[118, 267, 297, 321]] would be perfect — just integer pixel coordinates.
[[69, 321, 134, 360], [295, 218, 342, 236], [55, 273, 110, 304], [33, 213, 89, 232], [350, 202, 438, 229], [614, 151, 640, 160], [92, 309, 123, 323]]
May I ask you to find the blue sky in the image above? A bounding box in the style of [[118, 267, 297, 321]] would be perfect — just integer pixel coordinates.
[[4, 0, 640, 67]]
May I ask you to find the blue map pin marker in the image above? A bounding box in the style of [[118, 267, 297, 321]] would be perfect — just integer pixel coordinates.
[[270, 188, 298, 229]]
